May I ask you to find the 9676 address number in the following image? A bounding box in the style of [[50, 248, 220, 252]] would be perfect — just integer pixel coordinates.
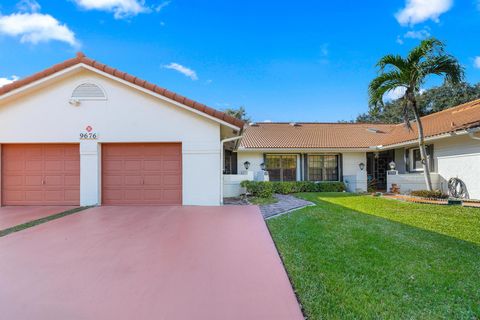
[[80, 132, 98, 139]]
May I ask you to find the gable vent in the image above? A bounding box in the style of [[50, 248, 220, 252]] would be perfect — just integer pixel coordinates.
[[72, 83, 106, 100]]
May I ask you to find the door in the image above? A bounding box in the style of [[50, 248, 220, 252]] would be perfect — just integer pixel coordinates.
[[102, 143, 182, 205], [2, 144, 80, 205]]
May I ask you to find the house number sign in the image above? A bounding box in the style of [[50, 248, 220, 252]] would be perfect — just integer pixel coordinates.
[[80, 125, 98, 140]]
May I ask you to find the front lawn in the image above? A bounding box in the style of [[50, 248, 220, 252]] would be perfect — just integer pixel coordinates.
[[267, 193, 480, 319]]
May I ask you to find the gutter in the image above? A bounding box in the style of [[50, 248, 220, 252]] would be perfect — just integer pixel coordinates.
[[220, 133, 244, 205]]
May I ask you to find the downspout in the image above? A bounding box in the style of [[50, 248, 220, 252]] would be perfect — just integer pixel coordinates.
[[220, 134, 244, 205]]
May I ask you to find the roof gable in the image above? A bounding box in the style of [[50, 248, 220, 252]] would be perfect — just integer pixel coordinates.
[[0, 52, 244, 129]]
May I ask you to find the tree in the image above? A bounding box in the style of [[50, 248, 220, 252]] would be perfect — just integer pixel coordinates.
[[368, 38, 464, 191], [357, 82, 480, 123], [223, 106, 251, 123]]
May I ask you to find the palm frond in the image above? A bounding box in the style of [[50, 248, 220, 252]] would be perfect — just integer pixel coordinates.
[[407, 38, 444, 65], [376, 54, 408, 72], [419, 55, 464, 85], [368, 71, 407, 106]]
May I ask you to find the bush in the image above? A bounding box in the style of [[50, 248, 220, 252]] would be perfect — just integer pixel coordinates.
[[240, 180, 274, 198], [410, 190, 448, 199], [241, 180, 346, 198]]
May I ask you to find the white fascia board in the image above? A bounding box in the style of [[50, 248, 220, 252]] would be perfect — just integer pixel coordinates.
[[0, 63, 242, 132], [377, 130, 470, 149]]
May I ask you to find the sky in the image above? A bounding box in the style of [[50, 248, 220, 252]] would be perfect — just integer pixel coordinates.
[[0, 0, 479, 122]]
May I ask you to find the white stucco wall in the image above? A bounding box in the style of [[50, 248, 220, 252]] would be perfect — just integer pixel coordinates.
[[237, 152, 264, 177], [435, 134, 480, 199], [387, 173, 443, 193], [0, 69, 224, 206], [342, 152, 368, 192]]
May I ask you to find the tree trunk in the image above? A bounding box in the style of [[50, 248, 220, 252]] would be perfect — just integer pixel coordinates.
[[410, 98, 433, 191]]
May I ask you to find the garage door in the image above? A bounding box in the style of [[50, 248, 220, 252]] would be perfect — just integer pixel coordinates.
[[102, 143, 182, 205], [2, 144, 80, 206]]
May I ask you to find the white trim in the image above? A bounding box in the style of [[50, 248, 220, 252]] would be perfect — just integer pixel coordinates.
[[0, 63, 242, 131], [437, 152, 480, 160], [379, 131, 469, 149]]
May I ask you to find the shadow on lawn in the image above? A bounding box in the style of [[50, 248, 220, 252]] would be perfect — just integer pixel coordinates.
[[298, 192, 480, 246], [268, 194, 480, 318]]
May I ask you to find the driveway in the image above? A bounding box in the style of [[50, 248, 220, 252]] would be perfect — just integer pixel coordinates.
[[0, 205, 303, 320], [0, 206, 77, 230]]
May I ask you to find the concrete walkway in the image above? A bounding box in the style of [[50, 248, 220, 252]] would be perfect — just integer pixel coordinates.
[[0, 205, 303, 320], [260, 194, 314, 219]]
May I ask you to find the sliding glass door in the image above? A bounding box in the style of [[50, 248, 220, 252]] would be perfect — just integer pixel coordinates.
[[265, 155, 297, 182]]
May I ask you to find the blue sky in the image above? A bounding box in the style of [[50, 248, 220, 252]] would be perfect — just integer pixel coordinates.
[[0, 0, 479, 122]]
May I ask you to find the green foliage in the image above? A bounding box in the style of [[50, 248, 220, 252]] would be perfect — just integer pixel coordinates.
[[410, 190, 449, 199], [241, 181, 345, 198], [240, 180, 274, 198], [357, 82, 480, 123], [268, 193, 480, 319], [223, 106, 251, 122]]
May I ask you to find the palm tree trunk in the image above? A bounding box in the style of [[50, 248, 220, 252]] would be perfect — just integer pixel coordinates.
[[410, 99, 433, 191]]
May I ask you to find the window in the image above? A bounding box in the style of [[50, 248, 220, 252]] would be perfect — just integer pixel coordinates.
[[409, 145, 434, 172], [265, 155, 297, 182], [308, 155, 339, 181]]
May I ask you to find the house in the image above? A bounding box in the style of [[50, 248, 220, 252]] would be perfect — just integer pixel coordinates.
[[0, 53, 244, 206], [229, 99, 480, 199]]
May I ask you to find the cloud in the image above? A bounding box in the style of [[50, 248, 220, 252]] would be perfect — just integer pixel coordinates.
[[0, 75, 19, 87], [384, 87, 406, 101], [404, 28, 431, 39], [0, 13, 78, 46], [163, 62, 198, 80], [474, 57, 480, 69], [155, 1, 170, 12], [16, 0, 41, 12], [74, 0, 150, 19], [396, 0, 453, 26]]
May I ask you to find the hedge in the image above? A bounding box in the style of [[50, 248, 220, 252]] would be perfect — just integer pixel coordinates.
[[240, 180, 346, 198], [410, 190, 449, 199]]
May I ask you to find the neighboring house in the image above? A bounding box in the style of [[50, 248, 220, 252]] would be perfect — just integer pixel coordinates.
[[229, 99, 480, 199], [0, 53, 244, 206]]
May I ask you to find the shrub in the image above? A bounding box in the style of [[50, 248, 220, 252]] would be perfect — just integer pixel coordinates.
[[241, 180, 274, 198], [240, 180, 346, 198], [410, 190, 448, 199]]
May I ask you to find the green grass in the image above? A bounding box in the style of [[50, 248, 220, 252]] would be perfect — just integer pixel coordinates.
[[249, 196, 278, 205], [267, 193, 480, 319], [0, 207, 91, 237]]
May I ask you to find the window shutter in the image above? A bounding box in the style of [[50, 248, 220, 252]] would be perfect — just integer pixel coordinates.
[[427, 145, 434, 172], [405, 148, 410, 172]]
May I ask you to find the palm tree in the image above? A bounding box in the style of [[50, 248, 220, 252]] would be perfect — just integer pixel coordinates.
[[369, 38, 464, 191]]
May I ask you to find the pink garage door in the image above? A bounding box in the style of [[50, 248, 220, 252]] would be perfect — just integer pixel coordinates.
[[102, 143, 182, 205], [2, 144, 80, 206]]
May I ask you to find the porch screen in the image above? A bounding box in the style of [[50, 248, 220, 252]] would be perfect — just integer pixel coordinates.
[[308, 155, 339, 181]]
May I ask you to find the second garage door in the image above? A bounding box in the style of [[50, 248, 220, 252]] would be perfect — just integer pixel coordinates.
[[102, 143, 182, 205]]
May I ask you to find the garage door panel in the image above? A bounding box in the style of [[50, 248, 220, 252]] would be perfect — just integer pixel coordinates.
[[2, 144, 80, 206], [124, 160, 142, 171], [102, 143, 182, 205]]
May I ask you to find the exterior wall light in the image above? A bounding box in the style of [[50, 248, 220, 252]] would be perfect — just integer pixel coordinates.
[[389, 161, 396, 170], [243, 161, 251, 170], [359, 162, 365, 171], [260, 162, 266, 170]]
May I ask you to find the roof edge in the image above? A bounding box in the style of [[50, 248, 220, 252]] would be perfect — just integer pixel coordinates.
[[0, 52, 245, 129]]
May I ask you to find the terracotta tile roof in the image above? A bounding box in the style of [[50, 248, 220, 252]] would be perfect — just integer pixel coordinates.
[[240, 99, 480, 149], [0, 52, 244, 129], [382, 99, 480, 146], [240, 123, 396, 149]]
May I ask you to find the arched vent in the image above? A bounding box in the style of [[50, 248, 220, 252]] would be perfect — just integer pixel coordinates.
[[71, 83, 106, 100]]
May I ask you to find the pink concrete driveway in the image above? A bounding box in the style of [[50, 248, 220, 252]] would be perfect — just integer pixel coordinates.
[[0, 206, 76, 230], [0, 205, 303, 320]]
